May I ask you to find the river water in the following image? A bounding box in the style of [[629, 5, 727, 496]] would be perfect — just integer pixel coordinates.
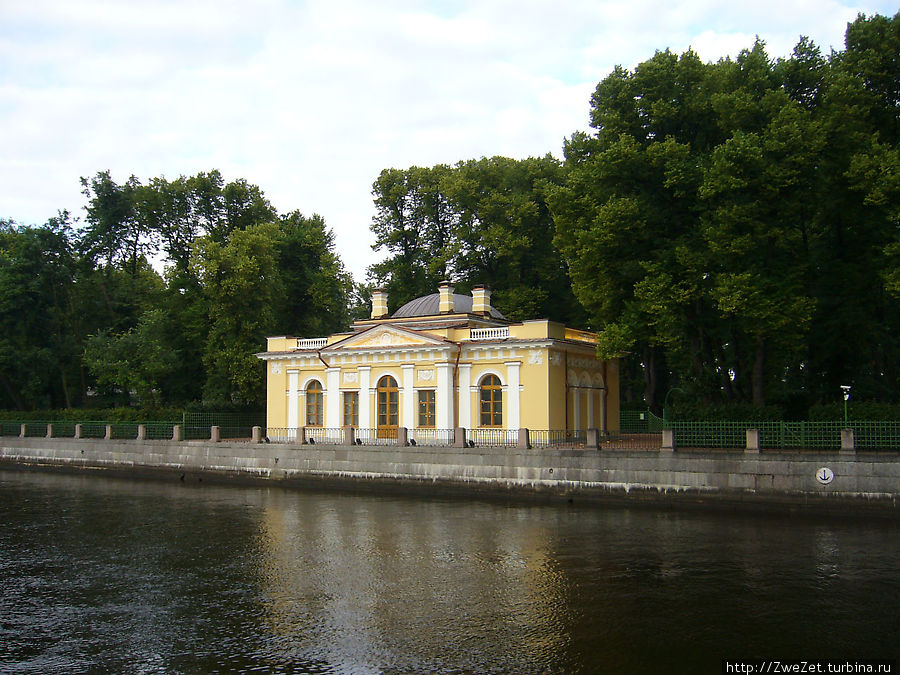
[[0, 469, 897, 674]]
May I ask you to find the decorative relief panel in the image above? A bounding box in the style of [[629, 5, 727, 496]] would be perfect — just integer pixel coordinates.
[[271, 362, 282, 374], [343, 372, 358, 383], [418, 369, 434, 381], [549, 352, 562, 366], [528, 349, 543, 365], [344, 326, 436, 349]]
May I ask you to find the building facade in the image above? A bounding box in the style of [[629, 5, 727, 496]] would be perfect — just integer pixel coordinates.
[[256, 282, 619, 442]]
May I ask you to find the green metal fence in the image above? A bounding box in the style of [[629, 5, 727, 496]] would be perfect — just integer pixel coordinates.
[[621, 410, 900, 450]]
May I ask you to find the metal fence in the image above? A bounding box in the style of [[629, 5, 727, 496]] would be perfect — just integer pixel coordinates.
[[303, 428, 346, 445], [355, 428, 400, 446], [408, 428, 455, 446], [529, 430, 587, 447], [468, 428, 518, 447]]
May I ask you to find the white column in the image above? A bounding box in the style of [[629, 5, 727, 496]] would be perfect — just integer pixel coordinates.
[[436, 362, 453, 429], [586, 388, 595, 429], [573, 387, 581, 431], [358, 366, 371, 429], [458, 363, 472, 429], [287, 370, 299, 433], [401, 364, 415, 428], [326, 367, 340, 428], [505, 361, 521, 430]]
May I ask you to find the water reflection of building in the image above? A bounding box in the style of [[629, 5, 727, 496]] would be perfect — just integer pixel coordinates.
[[256, 282, 619, 437], [255, 493, 574, 672]]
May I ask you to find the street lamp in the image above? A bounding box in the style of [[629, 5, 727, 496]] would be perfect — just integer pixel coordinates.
[[840, 385, 851, 424]]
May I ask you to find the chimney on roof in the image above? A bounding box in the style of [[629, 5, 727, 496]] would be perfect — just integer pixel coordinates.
[[371, 288, 389, 319], [438, 281, 455, 314], [472, 284, 491, 315]]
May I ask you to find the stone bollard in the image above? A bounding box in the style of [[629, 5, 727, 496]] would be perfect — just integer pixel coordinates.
[[343, 425, 355, 446], [745, 429, 760, 454], [252, 426, 262, 443], [454, 426, 467, 448], [105, 425, 112, 440], [517, 428, 531, 450], [586, 428, 601, 450], [172, 425, 182, 442], [840, 429, 856, 456], [137, 424, 146, 441], [397, 426, 408, 447], [210, 425, 221, 443], [19, 424, 25, 438], [75, 423, 83, 439], [46, 424, 54, 439], [661, 429, 675, 452]]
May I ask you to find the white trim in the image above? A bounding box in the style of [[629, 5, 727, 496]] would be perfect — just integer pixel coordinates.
[[436, 362, 454, 429], [300, 375, 325, 391], [326, 368, 340, 428], [475, 369, 506, 387], [358, 366, 371, 429], [402, 364, 415, 429], [458, 363, 472, 429], [288, 371, 299, 430], [505, 361, 521, 431]]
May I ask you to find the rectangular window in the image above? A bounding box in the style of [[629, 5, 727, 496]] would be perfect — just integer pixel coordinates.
[[418, 390, 435, 428], [343, 392, 359, 427]]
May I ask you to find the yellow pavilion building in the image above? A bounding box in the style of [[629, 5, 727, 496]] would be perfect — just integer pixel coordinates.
[[256, 282, 619, 444]]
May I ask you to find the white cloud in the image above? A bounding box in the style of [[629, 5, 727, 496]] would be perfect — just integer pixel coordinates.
[[1, 0, 897, 279]]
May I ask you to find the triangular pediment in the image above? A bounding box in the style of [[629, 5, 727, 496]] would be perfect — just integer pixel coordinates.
[[326, 324, 448, 350]]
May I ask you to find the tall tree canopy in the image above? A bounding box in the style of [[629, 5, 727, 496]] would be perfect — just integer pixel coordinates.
[[1, 171, 350, 410], [369, 156, 585, 324], [550, 12, 900, 412]]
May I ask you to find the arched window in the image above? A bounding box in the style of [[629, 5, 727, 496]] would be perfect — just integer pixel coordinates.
[[377, 375, 399, 436], [479, 374, 502, 428], [305, 380, 323, 427]]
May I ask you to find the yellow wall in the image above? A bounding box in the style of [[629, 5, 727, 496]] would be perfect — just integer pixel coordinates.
[[261, 328, 618, 433]]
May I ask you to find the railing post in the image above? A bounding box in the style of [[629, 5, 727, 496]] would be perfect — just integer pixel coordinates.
[[745, 429, 760, 454], [343, 425, 355, 446], [172, 424, 182, 442], [517, 428, 531, 450], [210, 425, 221, 443], [137, 424, 146, 441], [19, 423, 25, 438], [840, 429, 855, 456], [104, 425, 112, 440], [74, 423, 82, 439], [661, 429, 675, 452], [252, 426, 262, 443], [454, 427, 467, 448], [46, 423, 54, 439], [298, 427, 307, 445], [586, 428, 600, 450], [397, 426, 408, 446]]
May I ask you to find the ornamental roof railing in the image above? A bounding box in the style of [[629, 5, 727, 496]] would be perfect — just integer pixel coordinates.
[[297, 337, 328, 349], [468, 327, 509, 340]]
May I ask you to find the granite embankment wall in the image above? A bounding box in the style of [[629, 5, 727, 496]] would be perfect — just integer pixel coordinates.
[[1, 437, 898, 515]]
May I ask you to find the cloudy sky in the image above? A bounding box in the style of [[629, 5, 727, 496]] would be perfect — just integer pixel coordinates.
[[2, 0, 895, 279]]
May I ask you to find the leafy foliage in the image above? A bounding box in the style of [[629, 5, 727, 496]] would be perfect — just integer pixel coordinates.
[[1, 171, 350, 410], [551, 13, 900, 412]]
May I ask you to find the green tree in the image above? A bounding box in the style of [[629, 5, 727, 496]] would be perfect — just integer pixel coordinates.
[[190, 223, 284, 404]]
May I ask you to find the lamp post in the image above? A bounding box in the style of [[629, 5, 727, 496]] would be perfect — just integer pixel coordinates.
[[840, 385, 851, 425]]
